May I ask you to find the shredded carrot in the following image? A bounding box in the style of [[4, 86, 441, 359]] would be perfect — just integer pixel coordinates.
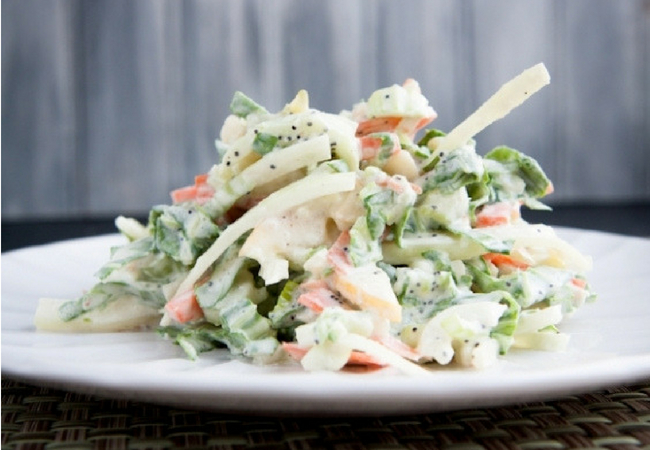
[[475, 202, 521, 228], [359, 136, 384, 160], [281, 342, 385, 369], [164, 289, 204, 324], [475, 215, 509, 227], [194, 185, 215, 204], [296, 280, 341, 313], [358, 133, 401, 161], [355, 117, 402, 137], [571, 277, 587, 289], [483, 253, 530, 270], [327, 231, 352, 274], [171, 186, 199, 204], [346, 351, 385, 368], [170, 173, 215, 205], [414, 115, 435, 132], [194, 173, 209, 184]]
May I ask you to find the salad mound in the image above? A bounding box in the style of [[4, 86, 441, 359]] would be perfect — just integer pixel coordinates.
[[35, 64, 594, 375]]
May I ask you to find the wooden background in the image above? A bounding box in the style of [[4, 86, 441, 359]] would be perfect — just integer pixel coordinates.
[[2, 0, 649, 219]]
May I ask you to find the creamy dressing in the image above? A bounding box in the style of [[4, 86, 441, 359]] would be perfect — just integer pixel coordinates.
[[35, 68, 594, 375]]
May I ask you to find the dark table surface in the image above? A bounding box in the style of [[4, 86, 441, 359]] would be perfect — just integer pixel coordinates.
[[2, 203, 649, 450]]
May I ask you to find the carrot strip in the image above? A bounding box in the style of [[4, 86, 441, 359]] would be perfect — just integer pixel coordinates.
[[475, 202, 521, 228], [297, 280, 341, 313], [327, 231, 352, 274], [171, 186, 199, 204], [358, 133, 401, 161], [346, 351, 385, 368], [164, 289, 204, 323], [359, 136, 384, 160], [475, 215, 509, 227], [194, 173, 209, 184], [355, 117, 402, 137], [281, 342, 385, 369], [571, 277, 587, 289], [170, 173, 215, 205], [483, 253, 530, 270]]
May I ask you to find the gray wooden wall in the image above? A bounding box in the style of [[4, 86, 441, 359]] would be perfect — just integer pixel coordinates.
[[3, 0, 650, 219]]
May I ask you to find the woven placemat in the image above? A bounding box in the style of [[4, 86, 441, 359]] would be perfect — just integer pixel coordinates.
[[2, 378, 650, 450]]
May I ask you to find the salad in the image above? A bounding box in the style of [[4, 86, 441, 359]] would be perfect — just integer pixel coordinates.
[[35, 63, 594, 375]]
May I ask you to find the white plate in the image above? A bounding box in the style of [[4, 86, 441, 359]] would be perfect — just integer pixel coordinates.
[[2, 229, 650, 415]]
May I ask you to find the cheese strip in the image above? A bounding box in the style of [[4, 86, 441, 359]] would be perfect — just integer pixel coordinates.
[[208, 134, 333, 216], [35, 297, 161, 332], [427, 63, 550, 159], [175, 171, 357, 295]]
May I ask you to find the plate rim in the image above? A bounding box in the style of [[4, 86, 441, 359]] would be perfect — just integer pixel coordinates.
[[2, 228, 650, 415]]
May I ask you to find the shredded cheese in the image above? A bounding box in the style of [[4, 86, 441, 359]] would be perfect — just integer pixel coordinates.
[[35, 297, 161, 332], [175, 171, 357, 295], [426, 63, 550, 160], [239, 134, 332, 186]]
